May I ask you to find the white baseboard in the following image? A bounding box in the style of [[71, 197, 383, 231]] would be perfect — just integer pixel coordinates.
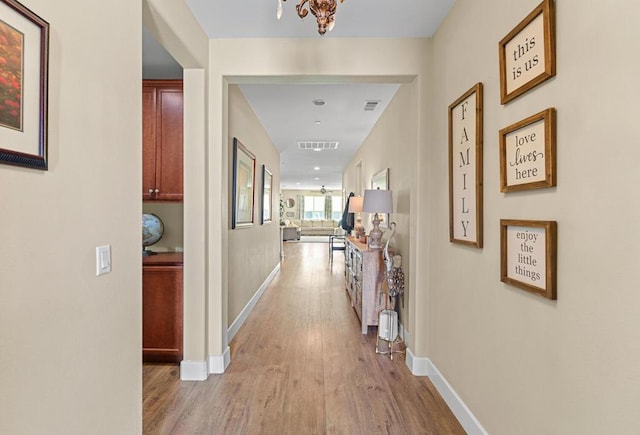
[[227, 262, 280, 343], [405, 349, 487, 435], [180, 360, 209, 381], [208, 346, 230, 374]]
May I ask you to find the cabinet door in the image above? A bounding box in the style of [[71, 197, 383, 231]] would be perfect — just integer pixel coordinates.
[[155, 86, 183, 201], [142, 265, 183, 362], [142, 86, 157, 200]]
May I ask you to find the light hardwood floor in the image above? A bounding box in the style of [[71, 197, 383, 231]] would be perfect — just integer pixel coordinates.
[[143, 242, 464, 434]]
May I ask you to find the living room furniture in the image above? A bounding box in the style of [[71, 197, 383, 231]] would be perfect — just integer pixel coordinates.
[[344, 237, 386, 334], [143, 252, 183, 363], [142, 80, 183, 202], [329, 234, 345, 263], [290, 219, 340, 236], [282, 226, 300, 241]]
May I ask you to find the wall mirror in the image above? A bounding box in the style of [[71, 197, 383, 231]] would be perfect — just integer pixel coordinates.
[[285, 198, 295, 208]]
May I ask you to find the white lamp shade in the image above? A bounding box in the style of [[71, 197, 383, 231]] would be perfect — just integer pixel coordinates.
[[348, 196, 363, 213], [362, 189, 393, 214]]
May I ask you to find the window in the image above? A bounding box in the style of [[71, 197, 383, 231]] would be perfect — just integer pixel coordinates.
[[331, 196, 343, 221], [304, 196, 325, 220]]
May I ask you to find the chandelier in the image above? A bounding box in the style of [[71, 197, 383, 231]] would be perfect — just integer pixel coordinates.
[[277, 0, 346, 36]]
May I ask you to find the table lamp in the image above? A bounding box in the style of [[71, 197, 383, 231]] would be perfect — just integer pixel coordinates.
[[348, 195, 364, 239], [362, 189, 393, 249]]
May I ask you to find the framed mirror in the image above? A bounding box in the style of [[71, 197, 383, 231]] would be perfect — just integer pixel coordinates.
[[285, 198, 295, 208]]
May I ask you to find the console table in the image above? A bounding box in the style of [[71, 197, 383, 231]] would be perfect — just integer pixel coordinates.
[[344, 237, 386, 334]]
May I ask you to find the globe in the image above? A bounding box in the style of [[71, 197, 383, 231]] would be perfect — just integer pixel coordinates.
[[142, 213, 164, 255]]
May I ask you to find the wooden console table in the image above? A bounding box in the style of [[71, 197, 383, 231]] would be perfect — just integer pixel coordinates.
[[344, 237, 386, 334]]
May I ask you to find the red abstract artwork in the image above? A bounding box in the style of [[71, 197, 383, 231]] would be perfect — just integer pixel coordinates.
[[0, 19, 23, 131]]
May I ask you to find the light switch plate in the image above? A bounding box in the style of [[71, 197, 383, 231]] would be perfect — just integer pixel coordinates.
[[96, 245, 111, 276]]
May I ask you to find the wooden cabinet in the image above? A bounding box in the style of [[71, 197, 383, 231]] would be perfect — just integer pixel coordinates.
[[143, 253, 183, 363], [143, 80, 183, 201], [344, 237, 386, 334]]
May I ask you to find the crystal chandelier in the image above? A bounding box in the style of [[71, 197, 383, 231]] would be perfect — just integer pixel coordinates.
[[277, 0, 346, 35]]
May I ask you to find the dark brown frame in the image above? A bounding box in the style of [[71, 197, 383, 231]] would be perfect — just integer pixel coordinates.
[[448, 83, 483, 248], [500, 219, 557, 300], [232, 138, 255, 229], [0, 0, 49, 169], [499, 0, 556, 104], [499, 108, 556, 192]]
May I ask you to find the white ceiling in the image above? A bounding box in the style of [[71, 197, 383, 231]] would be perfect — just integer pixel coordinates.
[[143, 0, 455, 191]]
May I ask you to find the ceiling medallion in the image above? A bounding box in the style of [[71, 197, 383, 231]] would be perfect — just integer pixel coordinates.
[[278, 0, 346, 35]]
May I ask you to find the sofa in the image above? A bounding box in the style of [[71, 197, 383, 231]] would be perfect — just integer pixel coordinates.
[[290, 219, 343, 236]]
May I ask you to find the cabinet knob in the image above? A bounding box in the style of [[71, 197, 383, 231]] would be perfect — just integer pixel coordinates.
[[148, 189, 154, 193], [154, 188, 160, 193]]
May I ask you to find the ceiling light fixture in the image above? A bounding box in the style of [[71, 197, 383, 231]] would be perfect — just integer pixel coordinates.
[[277, 0, 345, 36], [314, 166, 320, 170]]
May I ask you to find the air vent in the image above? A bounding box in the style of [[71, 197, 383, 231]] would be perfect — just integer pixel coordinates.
[[297, 141, 339, 150], [364, 100, 380, 111]]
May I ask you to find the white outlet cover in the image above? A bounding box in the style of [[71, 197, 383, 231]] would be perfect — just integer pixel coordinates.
[[96, 245, 111, 276]]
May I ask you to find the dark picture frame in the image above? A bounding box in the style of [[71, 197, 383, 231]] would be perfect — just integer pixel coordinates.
[[448, 83, 483, 248], [261, 165, 273, 225], [0, 0, 49, 170], [232, 138, 255, 229], [499, 0, 556, 104], [500, 219, 557, 300], [499, 108, 556, 192]]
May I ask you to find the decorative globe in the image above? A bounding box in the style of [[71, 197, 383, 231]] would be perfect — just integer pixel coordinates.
[[142, 213, 164, 254]]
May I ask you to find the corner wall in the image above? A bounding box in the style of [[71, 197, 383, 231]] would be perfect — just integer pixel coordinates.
[[426, 0, 640, 433], [0, 1, 142, 432]]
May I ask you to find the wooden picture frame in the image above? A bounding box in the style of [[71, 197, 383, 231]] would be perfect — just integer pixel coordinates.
[[232, 138, 255, 229], [261, 165, 273, 225], [500, 219, 557, 300], [371, 168, 389, 227], [0, 0, 49, 170], [449, 83, 483, 248], [499, 0, 556, 104], [499, 108, 556, 192]]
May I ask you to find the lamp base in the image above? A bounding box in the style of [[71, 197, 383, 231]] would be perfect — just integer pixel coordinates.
[[368, 213, 383, 249]]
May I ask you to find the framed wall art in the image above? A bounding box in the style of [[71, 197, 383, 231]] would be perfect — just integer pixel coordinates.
[[0, 0, 49, 170], [499, 0, 556, 104], [449, 83, 483, 248], [261, 165, 272, 225], [499, 108, 556, 192], [232, 138, 255, 229], [500, 219, 557, 300], [371, 168, 389, 227]]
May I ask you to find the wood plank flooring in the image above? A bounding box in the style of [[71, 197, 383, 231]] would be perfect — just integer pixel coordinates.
[[143, 242, 464, 434]]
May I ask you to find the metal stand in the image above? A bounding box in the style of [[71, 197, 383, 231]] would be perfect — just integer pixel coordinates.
[[375, 308, 405, 360]]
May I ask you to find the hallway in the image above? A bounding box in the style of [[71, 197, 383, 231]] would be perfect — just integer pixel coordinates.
[[143, 242, 464, 434]]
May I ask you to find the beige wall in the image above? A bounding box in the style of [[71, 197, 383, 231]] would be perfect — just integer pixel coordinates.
[[227, 85, 281, 326], [343, 81, 420, 341], [426, 0, 640, 433], [0, 0, 142, 433]]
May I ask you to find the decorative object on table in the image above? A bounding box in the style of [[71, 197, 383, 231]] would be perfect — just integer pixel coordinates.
[[0, 0, 49, 170], [371, 168, 389, 227], [232, 138, 256, 229], [142, 213, 164, 256], [376, 222, 405, 360], [499, 0, 556, 104], [500, 219, 557, 300], [449, 82, 483, 248], [362, 188, 393, 249], [277, 0, 346, 35], [499, 108, 556, 192], [261, 165, 273, 224], [347, 195, 364, 239]]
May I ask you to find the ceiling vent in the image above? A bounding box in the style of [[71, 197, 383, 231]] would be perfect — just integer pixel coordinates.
[[364, 100, 380, 112], [297, 141, 339, 150]]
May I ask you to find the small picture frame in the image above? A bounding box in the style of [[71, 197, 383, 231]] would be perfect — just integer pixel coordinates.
[[500, 219, 557, 300], [232, 138, 255, 229], [499, 0, 556, 104], [261, 165, 273, 225], [0, 0, 49, 170], [499, 108, 556, 192], [448, 83, 483, 248]]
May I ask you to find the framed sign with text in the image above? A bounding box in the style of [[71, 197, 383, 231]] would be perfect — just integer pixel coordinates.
[[449, 83, 483, 248], [499, 108, 556, 192], [500, 219, 557, 300], [499, 0, 556, 104]]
